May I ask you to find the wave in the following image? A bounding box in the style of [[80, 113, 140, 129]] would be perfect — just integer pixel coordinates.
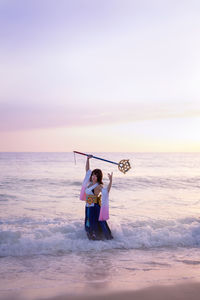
[[0, 194, 17, 202], [1, 217, 200, 257], [0, 178, 82, 189], [114, 176, 200, 190], [2, 176, 200, 192]]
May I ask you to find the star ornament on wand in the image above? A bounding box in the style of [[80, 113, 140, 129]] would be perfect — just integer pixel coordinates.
[[117, 159, 131, 174], [73, 151, 131, 174]]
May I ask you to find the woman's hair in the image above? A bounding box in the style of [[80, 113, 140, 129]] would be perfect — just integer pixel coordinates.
[[90, 169, 103, 184]]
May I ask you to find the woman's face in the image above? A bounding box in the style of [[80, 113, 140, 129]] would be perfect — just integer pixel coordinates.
[[92, 173, 97, 183]]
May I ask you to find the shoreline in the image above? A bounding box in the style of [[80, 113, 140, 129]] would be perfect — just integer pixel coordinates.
[[41, 282, 200, 300], [1, 282, 200, 300]]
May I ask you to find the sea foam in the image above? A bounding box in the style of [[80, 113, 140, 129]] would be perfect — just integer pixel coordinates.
[[1, 217, 200, 257]]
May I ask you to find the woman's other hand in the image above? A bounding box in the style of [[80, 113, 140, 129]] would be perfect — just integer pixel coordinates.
[[108, 172, 113, 181], [107, 172, 113, 192]]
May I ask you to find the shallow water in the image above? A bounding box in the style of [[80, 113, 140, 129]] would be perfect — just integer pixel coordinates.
[[0, 152, 200, 297]]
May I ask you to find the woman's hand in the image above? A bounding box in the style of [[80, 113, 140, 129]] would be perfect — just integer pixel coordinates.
[[107, 172, 113, 192], [108, 172, 113, 181]]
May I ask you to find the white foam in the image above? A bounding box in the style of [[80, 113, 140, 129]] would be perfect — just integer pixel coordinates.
[[1, 217, 200, 257]]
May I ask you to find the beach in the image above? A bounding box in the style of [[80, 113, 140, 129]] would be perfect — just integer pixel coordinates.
[[45, 282, 200, 300], [0, 152, 200, 300], [37, 282, 200, 300], [1, 0, 200, 298], [1, 282, 200, 300]]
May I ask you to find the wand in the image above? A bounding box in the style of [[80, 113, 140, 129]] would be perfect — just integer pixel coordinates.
[[73, 151, 131, 174]]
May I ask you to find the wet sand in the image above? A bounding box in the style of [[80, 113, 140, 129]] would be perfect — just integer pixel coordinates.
[[1, 282, 200, 300], [42, 282, 200, 300]]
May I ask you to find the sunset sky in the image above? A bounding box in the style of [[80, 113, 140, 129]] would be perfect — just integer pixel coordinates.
[[0, 0, 200, 152]]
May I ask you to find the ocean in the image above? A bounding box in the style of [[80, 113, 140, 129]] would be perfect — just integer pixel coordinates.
[[0, 152, 200, 299]]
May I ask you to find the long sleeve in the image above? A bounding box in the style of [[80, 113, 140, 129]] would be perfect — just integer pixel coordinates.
[[80, 170, 92, 201], [99, 187, 109, 221]]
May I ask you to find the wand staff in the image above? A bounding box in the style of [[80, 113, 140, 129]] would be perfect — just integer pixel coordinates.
[[73, 151, 131, 174]]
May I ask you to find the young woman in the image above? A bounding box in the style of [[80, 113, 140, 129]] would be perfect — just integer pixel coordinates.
[[80, 155, 113, 240]]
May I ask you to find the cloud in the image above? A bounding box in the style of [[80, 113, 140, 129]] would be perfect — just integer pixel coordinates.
[[0, 99, 199, 132]]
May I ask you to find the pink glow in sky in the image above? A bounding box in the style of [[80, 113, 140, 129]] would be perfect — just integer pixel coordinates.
[[0, 0, 200, 151]]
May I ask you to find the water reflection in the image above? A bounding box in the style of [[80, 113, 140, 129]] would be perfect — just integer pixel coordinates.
[[79, 250, 114, 291]]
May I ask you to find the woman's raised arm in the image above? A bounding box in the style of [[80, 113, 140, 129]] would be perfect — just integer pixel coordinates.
[[107, 172, 113, 193], [86, 155, 93, 172]]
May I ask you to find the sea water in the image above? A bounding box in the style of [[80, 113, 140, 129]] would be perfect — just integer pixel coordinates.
[[0, 152, 200, 298]]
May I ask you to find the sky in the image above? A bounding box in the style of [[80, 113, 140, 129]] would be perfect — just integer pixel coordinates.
[[0, 0, 200, 152]]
